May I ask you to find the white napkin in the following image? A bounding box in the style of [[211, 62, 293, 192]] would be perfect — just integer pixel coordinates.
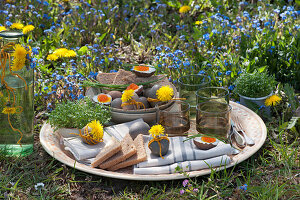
[[136, 136, 235, 168], [103, 118, 145, 141], [62, 118, 145, 164], [134, 155, 231, 175], [63, 132, 112, 162]]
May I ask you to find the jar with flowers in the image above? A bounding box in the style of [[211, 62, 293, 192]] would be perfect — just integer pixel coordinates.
[[0, 30, 34, 156]]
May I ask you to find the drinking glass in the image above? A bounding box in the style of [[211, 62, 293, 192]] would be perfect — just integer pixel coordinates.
[[178, 75, 211, 120], [196, 101, 232, 141], [156, 100, 190, 137], [196, 87, 229, 105]]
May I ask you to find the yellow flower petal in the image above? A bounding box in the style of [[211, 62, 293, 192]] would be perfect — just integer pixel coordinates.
[[87, 120, 104, 141], [156, 85, 174, 101], [121, 89, 134, 102], [10, 23, 24, 30], [179, 5, 191, 14], [265, 95, 282, 107], [149, 124, 165, 138], [2, 107, 17, 114], [195, 21, 203, 25], [0, 26, 6, 32], [11, 44, 27, 71], [65, 50, 76, 57], [47, 54, 59, 61], [53, 48, 69, 57], [22, 25, 35, 34]]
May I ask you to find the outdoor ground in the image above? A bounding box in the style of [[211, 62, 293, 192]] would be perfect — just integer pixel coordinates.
[[0, 118, 298, 199]]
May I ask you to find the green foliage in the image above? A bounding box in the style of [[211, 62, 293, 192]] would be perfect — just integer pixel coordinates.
[[48, 97, 111, 129], [234, 71, 276, 98], [282, 84, 299, 111]]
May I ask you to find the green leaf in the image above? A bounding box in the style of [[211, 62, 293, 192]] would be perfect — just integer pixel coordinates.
[[98, 32, 107, 43], [56, 28, 64, 38], [258, 66, 267, 73], [77, 46, 88, 56], [287, 117, 299, 130]]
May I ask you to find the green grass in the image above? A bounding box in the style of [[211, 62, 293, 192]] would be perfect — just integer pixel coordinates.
[[0, 122, 299, 199]]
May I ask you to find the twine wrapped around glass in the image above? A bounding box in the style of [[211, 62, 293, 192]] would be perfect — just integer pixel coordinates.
[[0, 31, 34, 156]]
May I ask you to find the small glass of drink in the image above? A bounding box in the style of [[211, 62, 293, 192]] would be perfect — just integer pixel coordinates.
[[156, 100, 190, 137], [178, 74, 211, 120], [196, 101, 232, 141]]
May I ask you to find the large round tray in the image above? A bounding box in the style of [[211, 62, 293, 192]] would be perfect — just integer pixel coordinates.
[[40, 101, 267, 181]]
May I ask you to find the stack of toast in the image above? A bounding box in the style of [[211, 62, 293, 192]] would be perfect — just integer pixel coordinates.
[[91, 133, 147, 171]]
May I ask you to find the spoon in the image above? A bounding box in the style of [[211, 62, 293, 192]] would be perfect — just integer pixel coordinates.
[[230, 120, 246, 149]]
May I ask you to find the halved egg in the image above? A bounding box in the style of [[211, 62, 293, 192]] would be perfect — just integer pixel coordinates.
[[132, 65, 156, 77], [126, 83, 143, 95], [193, 136, 219, 150], [93, 93, 112, 105]]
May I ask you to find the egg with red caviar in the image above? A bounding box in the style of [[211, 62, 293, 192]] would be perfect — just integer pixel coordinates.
[[132, 65, 156, 77], [93, 93, 112, 105], [126, 83, 143, 95], [193, 136, 219, 150]]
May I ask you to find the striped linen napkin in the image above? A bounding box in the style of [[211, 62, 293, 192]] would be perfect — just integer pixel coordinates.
[[135, 136, 235, 168], [62, 118, 145, 163], [134, 155, 231, 175]]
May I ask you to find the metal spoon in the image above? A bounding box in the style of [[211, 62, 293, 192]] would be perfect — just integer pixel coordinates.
[[232, 116, 255, 146], [230, 120, 247, 149]]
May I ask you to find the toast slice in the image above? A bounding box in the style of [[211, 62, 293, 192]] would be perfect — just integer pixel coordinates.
[[99, 133, 137, 169], [107, 134, 147, 171], [91, 137, 121, 168]]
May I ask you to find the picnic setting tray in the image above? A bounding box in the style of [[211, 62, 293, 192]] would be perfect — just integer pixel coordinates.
[[40, 101, 267, 181]]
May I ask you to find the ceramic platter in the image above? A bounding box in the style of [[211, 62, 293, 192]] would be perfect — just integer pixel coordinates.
[[40, 101, 267, 181]]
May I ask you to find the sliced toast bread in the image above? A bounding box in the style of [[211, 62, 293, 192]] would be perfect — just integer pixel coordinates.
[[91, 137, 121, 168], [107, 134, 147, 171], [99, 133, 137, 169]]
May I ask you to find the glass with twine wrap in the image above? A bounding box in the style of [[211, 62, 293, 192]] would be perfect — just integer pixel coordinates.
[[0, 31, 34, 156]]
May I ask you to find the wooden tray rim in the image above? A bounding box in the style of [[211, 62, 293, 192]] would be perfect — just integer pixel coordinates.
[[40, 101, 267, 181]]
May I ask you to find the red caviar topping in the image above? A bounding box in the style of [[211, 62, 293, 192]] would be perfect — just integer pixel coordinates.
[[97, 94, 110, 103], [201, 137, 216, 143], [126, 83, 139, 90], [134, 66, 149, 71]]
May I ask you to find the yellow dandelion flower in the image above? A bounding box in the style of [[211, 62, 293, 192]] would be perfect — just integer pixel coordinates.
[[11, 44, 27, 71], [10, 23, 24, 30], [179, 5, 191, 14], [87, 120, 104, 141], [2, 107, 17, 114], [265, 95, 282, 106], [22, 25, 35, 34], [156, 85, 174, 101], [149, 124, 165, 138], [0, 26, 6, 32], [53, 48, 69, 57], [65, 50, 76, 57], [47, 54, 59, 61], [195, 21, 203, 25], [121, 89, 134, 102]]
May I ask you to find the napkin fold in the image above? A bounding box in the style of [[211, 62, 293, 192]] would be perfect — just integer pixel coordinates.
[[62, 118, 145, 164], [136, 136, 235, 168], [134, 155, 231, 175]]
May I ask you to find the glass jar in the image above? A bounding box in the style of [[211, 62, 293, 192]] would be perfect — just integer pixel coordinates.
[[0, 30, 34, 156]]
